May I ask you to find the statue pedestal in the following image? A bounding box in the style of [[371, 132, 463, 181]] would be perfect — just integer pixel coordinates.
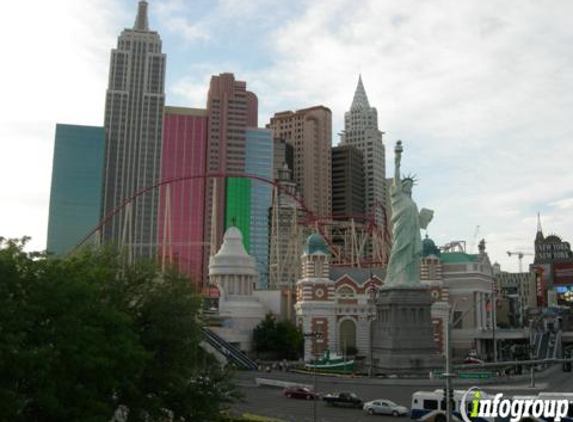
[[372, 284, 443, 373]]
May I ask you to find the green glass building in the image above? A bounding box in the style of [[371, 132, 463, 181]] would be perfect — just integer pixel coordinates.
[[47, 124, 105, 256], [225, 177, 251, 249]]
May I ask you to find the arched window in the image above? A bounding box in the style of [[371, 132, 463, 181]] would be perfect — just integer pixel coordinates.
[[428, 263, 437, 279], [339, 319, 357, 354], [314, 257, 324, 276], [337, 286, 355, 298]]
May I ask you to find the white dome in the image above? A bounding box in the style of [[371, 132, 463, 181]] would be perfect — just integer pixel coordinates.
[[215, 227, 249, 258], [209, 227, 258, 277]]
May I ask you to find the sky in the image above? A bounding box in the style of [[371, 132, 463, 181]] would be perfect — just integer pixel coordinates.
[[1, 0, 572, 271]]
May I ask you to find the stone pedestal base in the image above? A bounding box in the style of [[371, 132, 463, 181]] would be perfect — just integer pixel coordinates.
[[372, 284, 443, 373]]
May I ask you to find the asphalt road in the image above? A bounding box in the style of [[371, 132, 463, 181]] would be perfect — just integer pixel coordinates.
[[231, 367, 573, 422]]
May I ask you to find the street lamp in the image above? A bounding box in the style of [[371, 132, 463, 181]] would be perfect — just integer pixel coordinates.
[[303, 331, 323, 422], [528, 313, 544, 387], [444, 298, 466, 422], [367, 309, 376, 378], [445, 293, 495, 422], [529, 318, 536, 387]]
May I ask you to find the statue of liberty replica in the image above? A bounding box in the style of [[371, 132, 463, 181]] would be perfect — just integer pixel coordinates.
[[371, 141, 443, 373]]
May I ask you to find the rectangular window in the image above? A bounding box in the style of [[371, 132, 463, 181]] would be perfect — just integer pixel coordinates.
[[423, 400, 438, 410]]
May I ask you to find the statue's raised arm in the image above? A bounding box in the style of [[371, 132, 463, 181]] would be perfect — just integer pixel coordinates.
[[394, 140, 403, 187]]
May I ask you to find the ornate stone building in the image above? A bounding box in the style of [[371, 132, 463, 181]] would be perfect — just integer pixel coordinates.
[[295, 233, 383, 361], [296, 232, 497, 362], [421, 237, 498, 360]]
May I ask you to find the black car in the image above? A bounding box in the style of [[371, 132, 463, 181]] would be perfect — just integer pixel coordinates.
[[323, 392, 363, 408]]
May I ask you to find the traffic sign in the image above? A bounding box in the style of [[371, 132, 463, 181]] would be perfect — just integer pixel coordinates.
[[457, 372, 493, 379]]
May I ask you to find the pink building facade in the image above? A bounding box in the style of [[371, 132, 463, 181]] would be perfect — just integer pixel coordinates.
[[158, 106, 208, 287]]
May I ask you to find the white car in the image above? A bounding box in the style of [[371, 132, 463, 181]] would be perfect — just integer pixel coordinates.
[[363, 399, 409, 416]]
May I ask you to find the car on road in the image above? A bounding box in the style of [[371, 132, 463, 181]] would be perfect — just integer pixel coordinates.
[[323, 391, 363, 408], [283, 386, 319, 400], [463, 357, 485, 365], [363, 399, 409, 416]]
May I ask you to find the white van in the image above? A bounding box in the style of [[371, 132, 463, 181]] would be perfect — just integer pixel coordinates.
[[411, 389, 494, 422]]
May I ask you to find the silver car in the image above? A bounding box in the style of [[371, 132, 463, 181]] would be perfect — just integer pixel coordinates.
[[363, 399, 409, 416]]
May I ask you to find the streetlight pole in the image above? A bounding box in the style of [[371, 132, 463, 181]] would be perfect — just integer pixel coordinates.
[[492, 285, 498, 363], [313, 355, 317, 422], [529, 318, 535, 388], [445, 315, 453, 422], [304, 331, 322, 422], [445, 294, 492, 422], [444, 301, 461, 422], [446, 299, 470, 422], [369, 319, 373, 378]]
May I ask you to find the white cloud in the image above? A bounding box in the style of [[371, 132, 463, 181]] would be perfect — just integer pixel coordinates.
[[2, 0, 572, 272], [550, 198, 573, 210], [248, 0, 573, 270], [170, 76, 210, 108], [155, 0, 210, 42], [0, 0, 125, 251]]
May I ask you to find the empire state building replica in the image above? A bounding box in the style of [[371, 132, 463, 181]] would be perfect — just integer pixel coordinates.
[[101, 1, 166, 259]]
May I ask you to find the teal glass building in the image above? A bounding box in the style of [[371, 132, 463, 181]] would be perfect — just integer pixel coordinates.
[[47, 124, 105, 255]]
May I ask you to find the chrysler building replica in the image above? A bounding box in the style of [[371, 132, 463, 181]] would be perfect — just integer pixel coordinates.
[[340, 76, 387, 229]]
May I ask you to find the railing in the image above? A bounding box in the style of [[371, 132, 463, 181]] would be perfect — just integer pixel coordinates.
[[202, 328, 259, 371], [533, 331, 542, 357], [538, 332, 550, 359], [553, 330, 562, 359], [454, 356, 573, 370]]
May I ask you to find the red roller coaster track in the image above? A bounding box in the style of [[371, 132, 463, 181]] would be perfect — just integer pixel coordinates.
[[70, 172, 390, 266]]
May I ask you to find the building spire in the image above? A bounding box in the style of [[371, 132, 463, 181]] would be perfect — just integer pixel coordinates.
[[133, 1, 149, 31], [351, 74, 370, 111], [535, 212, 544, 242]]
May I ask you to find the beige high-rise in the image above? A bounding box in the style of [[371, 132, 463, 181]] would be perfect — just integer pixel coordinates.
[[268, 106, 332, 218]]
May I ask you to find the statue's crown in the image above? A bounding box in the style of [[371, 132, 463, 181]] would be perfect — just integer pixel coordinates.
[[402, 173, 418, 185]]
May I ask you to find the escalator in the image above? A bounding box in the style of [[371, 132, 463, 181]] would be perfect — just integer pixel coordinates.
[[202, 327, 259, 370]]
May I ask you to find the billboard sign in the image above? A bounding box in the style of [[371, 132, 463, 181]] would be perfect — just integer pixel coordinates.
[[531, 263, 550, 307], [554, 262, 573, 286], [535, 241, 572, 262], [555, 286, 573, 305]]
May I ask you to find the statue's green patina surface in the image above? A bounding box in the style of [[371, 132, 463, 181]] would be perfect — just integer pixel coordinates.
[[385, 141, 434, 285]]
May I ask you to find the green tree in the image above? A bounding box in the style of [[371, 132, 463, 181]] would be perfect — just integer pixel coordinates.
[[0, 237, 237, 422], [252, 314, 303, 360]]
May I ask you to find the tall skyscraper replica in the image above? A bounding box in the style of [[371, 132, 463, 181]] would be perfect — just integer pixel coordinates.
[[47, 124, 105, 256], [268, 106, 332, 217], [340, 76, 386, 228], [204, 73, 258, 284], [101, 1, 166, 259]]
